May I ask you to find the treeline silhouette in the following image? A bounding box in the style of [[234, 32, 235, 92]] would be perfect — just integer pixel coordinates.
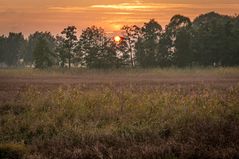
[[0, 12, 239, 69]]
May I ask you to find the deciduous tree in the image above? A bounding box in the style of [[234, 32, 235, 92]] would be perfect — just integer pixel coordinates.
[[121, 25, 140, 67], [78, 26, 119, 68], [26, 32, 55, 65], [33, 37, 54, 69], [135, 19, 162, 67], [166, 15, 192, 67], [4, 33, 26, 66], [61, 26, 78, 68]]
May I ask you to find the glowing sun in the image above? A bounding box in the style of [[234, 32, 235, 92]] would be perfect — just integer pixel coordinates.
[[114, 36, 121, 43]]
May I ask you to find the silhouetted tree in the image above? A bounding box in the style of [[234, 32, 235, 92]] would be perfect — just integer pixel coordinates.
[[229, 16, 239, 65], [61, 26, 78, 68], [191, 12, 233, 66], [0, 35, 6, 64], [115, 39, 130, 67], [157, 32, 173, 67], [33, 37, 54, 69], [26, 32, 55, 65], [166, 15, 192, 67], [121, 25, 140, 67], [78, 26, 119, 68], [55, 35, 68, 67], [4, 33, 26, 66], [135, 19, 162, 67]]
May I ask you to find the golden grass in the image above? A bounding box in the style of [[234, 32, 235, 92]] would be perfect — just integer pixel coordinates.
[[1, 84, 239, 158]]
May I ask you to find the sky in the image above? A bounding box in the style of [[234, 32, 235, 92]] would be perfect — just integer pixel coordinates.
[[0, 0, 238, 36]]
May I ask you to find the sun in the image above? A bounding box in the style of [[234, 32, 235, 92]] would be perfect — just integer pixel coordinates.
[[114, 36, 121, 43]]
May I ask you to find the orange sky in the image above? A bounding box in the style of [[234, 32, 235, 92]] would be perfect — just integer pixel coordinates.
[[0, 0, 238, 36]]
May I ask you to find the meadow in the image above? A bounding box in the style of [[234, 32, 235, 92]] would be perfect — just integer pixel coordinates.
[[0, 67, 239, 159]]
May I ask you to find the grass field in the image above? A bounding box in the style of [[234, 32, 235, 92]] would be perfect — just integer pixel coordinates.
[[0, 68, 239, 159]]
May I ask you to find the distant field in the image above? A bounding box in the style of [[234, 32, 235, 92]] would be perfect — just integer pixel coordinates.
[[0, 68, 239, 159], [0, 67, 239, 102]]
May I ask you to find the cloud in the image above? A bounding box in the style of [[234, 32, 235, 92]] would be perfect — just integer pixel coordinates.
[[1, 1, 239, 35], [103, 12, 133, 15], [48, 7, 87, 13], [91, 3, 189, 11]]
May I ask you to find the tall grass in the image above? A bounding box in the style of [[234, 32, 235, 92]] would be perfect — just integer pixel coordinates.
[[1, 85, 239, 159]]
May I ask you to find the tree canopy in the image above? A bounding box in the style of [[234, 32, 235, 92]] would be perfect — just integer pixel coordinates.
[[78, 26, 119, 68], [33, 37, 54, 69]]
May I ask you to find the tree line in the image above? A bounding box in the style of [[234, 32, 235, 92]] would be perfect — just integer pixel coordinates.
[[0, 12, 239, 69]]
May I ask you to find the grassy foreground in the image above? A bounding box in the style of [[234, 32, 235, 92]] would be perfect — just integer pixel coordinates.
[[0, 68, 239, 159]]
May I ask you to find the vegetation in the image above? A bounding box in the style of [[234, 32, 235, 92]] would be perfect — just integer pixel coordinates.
[[0, 33, 25, 66], [0, 66, 239, 77], [0, 68, 239, 159], [78, 26, 119, 69], [33, 37, 54, 69], [60, 26, 78, 69], [0, 10, 239, 159], [26, 32, 55, 66], [0, 12, 239, 68]]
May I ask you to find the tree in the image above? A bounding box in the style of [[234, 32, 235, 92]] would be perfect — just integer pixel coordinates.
[[61, 26, 78, 68], [55, 35, 68, 68], [78, 26, 119, 68], [26, 32, 55, 65], [114, 39, 130, 67], [191, 12, 232, 66], [229, 15, 239, 65], [135, 19, 162, 67], [121, 25, 140, 67], [157, 32, 173, 67], [165, 15, 192, 67], [4, 33, 26, 66], [33, 37, 54, 69], [0, 35, 6, 64]]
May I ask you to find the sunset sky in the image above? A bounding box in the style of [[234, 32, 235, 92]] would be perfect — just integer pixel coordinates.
[[0, 0, 238, 36]]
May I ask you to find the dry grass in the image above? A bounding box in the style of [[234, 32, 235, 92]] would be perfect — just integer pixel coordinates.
[[1, 67, 239, 77], [0, 68, 239, 159]]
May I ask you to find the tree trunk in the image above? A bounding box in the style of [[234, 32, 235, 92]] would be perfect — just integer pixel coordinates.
[[68, 57, 71, 69], [68, 50, 71, 69], [130, 50, 134, 68], [128, 39, 134, 68]]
